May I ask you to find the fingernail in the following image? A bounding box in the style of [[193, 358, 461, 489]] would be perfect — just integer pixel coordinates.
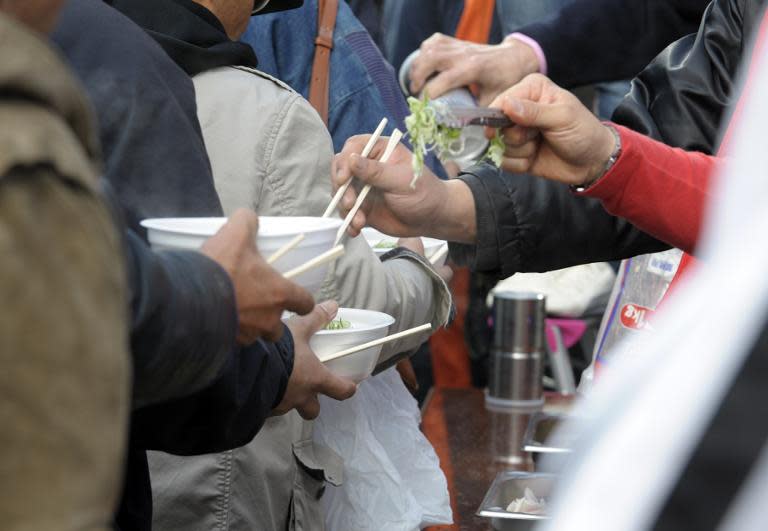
[[506, 97, 525, 117], [319, 300, 339, 317], [351, 154, 366, 172]]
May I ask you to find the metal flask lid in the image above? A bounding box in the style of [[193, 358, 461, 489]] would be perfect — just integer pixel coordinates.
[[492, 291, 546, 353]]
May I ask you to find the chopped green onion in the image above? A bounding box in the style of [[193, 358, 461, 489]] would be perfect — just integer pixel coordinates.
[[405, 93, 504, 182], [484, 129, 505, 167], [405, 93, 462, 180], [325, 318, 352, 330], [373, 240, 398, 249]]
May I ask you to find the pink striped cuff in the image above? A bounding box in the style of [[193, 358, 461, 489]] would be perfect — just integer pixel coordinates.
[[506, 32, 548, 76]]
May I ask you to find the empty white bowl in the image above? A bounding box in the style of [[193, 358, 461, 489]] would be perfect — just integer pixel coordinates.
[[310, 308, 395, 383], [361, 227, 448, 267], [140, 216, 342, 294]]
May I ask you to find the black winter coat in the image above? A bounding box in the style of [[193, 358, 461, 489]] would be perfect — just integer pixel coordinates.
[[452, 0, 767, 280]]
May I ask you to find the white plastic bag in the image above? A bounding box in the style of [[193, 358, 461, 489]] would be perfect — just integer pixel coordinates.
[[314, 367, 452, 531]]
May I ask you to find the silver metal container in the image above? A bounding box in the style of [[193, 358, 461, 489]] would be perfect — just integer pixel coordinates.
[[489, 409, 536, 467], [486, 291, 545, 412], [522, 412, 581, 472], [477, 471, 555, 530]]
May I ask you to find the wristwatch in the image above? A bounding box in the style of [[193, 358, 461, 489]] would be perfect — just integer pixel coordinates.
[[570, 124, 622, 193]]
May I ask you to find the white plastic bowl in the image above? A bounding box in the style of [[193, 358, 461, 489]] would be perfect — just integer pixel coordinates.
[[310, 308, 395, 383], [361, 227, 448, 267], [140, 216, 342, 294]]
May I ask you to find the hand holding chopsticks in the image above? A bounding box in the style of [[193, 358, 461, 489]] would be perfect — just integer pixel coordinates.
[[270, 118, 389, 265], [334, 129, 404, 246], [323, 117, 388, 219]]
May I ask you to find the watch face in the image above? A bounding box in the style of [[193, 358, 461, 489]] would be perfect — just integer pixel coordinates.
[[252, 0, 304, 15]]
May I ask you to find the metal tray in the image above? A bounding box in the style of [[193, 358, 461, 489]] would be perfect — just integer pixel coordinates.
[[477, 471, 555, 530], [522, 412, 573, 455]]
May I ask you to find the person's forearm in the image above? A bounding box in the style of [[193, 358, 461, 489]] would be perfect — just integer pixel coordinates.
[[133, 330, 295, 455], [450, 163, 669, 278], [429, 178, 477, 243], [125, 230, 238, 407], [579, 125, 718, 254]]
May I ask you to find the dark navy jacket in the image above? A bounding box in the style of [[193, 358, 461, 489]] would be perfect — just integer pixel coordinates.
[[516, 0, 710, 87]]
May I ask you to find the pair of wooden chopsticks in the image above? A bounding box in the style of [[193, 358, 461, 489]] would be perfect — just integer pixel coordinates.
[[332, 127, 403, 246], [266, 117, 397, 266], [318, 323, 432, 363]]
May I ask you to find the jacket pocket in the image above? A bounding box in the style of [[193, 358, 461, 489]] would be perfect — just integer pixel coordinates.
[[289, 439, 343, 531]]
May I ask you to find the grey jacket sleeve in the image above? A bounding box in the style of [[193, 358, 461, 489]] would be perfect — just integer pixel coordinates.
[[320, 233, 453, 368], [449, 163, 669, 280]]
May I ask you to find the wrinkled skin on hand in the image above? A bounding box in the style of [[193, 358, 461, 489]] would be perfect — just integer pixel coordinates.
[[409, 33, 540, 105], [274, 301, 357, 420], [488, 74, 616, 185]]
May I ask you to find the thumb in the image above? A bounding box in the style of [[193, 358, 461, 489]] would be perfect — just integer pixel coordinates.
[[316, 367, 357, 401], [281, 279, 316, 317], [500, 96, 566, 131], [301, 300, 340, 335], [229, 208, 259, 235], [350, 153, 407, 192]]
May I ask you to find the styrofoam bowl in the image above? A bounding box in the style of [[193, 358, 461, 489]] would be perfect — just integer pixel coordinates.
[[140, 216, 342, 294], [310, 308, 395, 383], [361, 227, 448, 267]]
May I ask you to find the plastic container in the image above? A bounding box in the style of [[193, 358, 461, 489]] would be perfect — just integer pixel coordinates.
[[310, 308, 395, 383], [361, 227, 448, 266], [141, 216, 342, 295]]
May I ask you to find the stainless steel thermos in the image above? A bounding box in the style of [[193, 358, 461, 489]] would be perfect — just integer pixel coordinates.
[[486, 291, 546, 411]]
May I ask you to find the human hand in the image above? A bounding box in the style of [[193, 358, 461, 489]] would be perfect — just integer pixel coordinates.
[[273, 301, 357, 420], [409, 33, 540, 105], [488, 74, 617, 186], [201, 209, 315, 345], [333, 136, 476, 243]]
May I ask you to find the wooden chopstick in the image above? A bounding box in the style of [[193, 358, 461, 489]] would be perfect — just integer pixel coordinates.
[[269, 120, 389, 267], [322, 118, 388, 219], [334, 129, 403, 246], [429, 243, 449, 266], [319, 323, 433, 363], [267, 233, 306, 265], [283, 244, 345, 280]]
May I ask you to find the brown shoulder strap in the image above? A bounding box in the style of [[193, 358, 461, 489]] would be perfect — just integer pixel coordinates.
[[308, 0, 338, 125]]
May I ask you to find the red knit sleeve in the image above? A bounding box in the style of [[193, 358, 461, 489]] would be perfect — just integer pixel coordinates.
[[577, 124, 719, 254]]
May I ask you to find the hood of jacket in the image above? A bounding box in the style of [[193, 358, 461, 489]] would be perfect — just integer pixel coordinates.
[[107, 0, 259, 76]]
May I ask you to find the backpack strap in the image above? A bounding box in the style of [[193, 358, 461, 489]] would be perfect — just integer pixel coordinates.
[[308, 0, 338, 125]]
